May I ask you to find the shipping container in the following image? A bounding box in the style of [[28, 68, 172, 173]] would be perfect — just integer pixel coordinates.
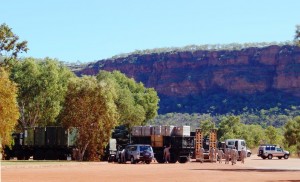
[[131, 126, 142, 136], [56, 127, 68, 146], [46, 127, 57, 146], [24, 128, 34, 146], [34, 127, 45, 146], [68, 128, 78, 147], [142, 126, 152, 136], [151, 135, 163, 147], [152, 125, 162, 135], [173, 126, 190, 136], [161, 125, 174, 136]]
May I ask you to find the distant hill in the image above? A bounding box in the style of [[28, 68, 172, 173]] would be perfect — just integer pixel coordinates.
[[73, 44, 300, 117]]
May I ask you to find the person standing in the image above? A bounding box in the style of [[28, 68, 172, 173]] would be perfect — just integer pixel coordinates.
[[224, 148, 230, 164], [240, 147, 247, 164], [231, 147, 237, 165], [164, 145, 171, 163], [199, 147, 205, 163], [209, 147, 216, 163], [121, 148, 126, 163], [217, 149, 224, 163]]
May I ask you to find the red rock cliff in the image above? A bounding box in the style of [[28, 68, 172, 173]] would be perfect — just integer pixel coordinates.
[[76, 45, 300, 98]]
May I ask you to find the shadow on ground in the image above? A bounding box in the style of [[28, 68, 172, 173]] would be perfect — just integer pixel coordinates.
[[190, 168, 300, 172]]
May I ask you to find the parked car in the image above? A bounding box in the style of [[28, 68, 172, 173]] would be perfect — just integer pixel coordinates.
[[116, 144, 154, 164], [257, 144, 289, 159]]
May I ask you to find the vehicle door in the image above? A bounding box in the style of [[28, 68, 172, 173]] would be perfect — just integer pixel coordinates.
[[125, 146, 132, 160], [275, 147, 283, 157], [270, 146, 276, 157]]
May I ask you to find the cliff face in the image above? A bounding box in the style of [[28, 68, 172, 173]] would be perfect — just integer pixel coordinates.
[[75, 45, 300, 113]]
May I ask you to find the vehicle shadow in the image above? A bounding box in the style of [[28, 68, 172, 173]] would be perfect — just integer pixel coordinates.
[[190, 168, 300, 172]]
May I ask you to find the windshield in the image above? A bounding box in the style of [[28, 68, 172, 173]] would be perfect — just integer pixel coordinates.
[[140, 146, 152, 152]]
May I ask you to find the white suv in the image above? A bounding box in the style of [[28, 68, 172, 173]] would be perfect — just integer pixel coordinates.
[[257, 145, 289, 159]]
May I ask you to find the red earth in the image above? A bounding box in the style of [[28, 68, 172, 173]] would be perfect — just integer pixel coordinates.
[[2, 155, 300, 182]]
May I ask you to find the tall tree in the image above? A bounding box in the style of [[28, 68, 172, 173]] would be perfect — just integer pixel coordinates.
[[11, 58, 74, 128], [217, 115, 243, 141], [0, 68, 19, 146], [60, 76, 119, 161], [97, 71, 159, 128], [284, 116, 300, 152], [265, 126, 282, 145], [295, 25, 300, 46], [0, 23, 28, 69], [199, 119, 215, 136]]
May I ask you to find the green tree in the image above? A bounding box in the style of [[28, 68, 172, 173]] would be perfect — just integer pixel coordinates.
[[241, 124, 265, 149], [265, 126, 283, 145], [284, 116, 300, 152], [60, 76, 119, 161], [199, 119, 215, 136], [217, 115, 243, 141], [0, 23, 28, 69], [0, 68, 19, 146], [97, 71, 159, 128], [11, 58, 74, 128]]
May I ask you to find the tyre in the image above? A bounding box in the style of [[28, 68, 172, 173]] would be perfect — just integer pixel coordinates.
[[247, 152, 251, 157], [268, 154, 273, 159], [284, 154, 289, 159], [155, 154, 165, 163], [262, 156, 266, 160], [145, 160, 151, 164], [278, 157, 282, 159], [130, 157, 136, 164], [178, 157, 188, 163]]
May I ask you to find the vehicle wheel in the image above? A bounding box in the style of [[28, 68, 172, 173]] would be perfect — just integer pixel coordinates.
[[178, 157, 188, 163], [268, 154, 273, 159], [247, 152, 251, 157], [284, 154, 289, 159], [155, 155, 164, 163], [278, 157, 282, 159], [130, 157, 136, 164], [262, 156, 266, 160], [145, 160, 151, 164]]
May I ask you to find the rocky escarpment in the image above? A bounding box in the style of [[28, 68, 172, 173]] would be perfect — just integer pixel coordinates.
[[75, 45, 300, 114]]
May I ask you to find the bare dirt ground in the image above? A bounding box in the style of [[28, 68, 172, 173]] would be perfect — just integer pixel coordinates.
[[2, 155, 300, 182]]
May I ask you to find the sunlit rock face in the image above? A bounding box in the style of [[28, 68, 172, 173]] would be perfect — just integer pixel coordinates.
[[74, 45, 300, 113]]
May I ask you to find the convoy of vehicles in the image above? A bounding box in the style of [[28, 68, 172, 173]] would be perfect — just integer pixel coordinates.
[[257, 144, 290, 159], [3, 125, 290, 163]]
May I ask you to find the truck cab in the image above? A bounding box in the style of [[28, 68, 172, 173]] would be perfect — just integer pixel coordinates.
[[225, 139, 246, 151]]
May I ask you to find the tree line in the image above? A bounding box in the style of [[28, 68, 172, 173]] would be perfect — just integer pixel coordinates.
[[0, 24, 159, 160]]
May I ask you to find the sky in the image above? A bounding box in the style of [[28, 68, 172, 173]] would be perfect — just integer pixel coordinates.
[[1, 0, 299, 63]]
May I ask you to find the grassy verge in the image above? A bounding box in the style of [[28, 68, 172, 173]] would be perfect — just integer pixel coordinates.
[[1, 160, 75, 166]]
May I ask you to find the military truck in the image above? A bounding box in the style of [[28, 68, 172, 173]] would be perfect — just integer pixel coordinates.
[[3, 126, 77, 160], [111, 125, 218, 163]]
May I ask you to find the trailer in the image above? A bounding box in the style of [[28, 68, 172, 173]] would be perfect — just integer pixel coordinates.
[[3, 126, 77, 160]]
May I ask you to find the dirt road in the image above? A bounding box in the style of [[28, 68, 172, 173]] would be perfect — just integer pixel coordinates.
[[2, 156, 300, 182]]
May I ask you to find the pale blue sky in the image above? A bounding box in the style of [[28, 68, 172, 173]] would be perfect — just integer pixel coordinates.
[[1, 0, 299, 63]]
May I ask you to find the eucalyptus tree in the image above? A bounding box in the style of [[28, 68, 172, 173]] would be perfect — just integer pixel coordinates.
[[60, 76, 119, 161], [97, 70, 159, 128], [284, 116, 300, 153], [0, 23, 28, 69], [11, 58, 74, 128], [0, 68, 19, 146]]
